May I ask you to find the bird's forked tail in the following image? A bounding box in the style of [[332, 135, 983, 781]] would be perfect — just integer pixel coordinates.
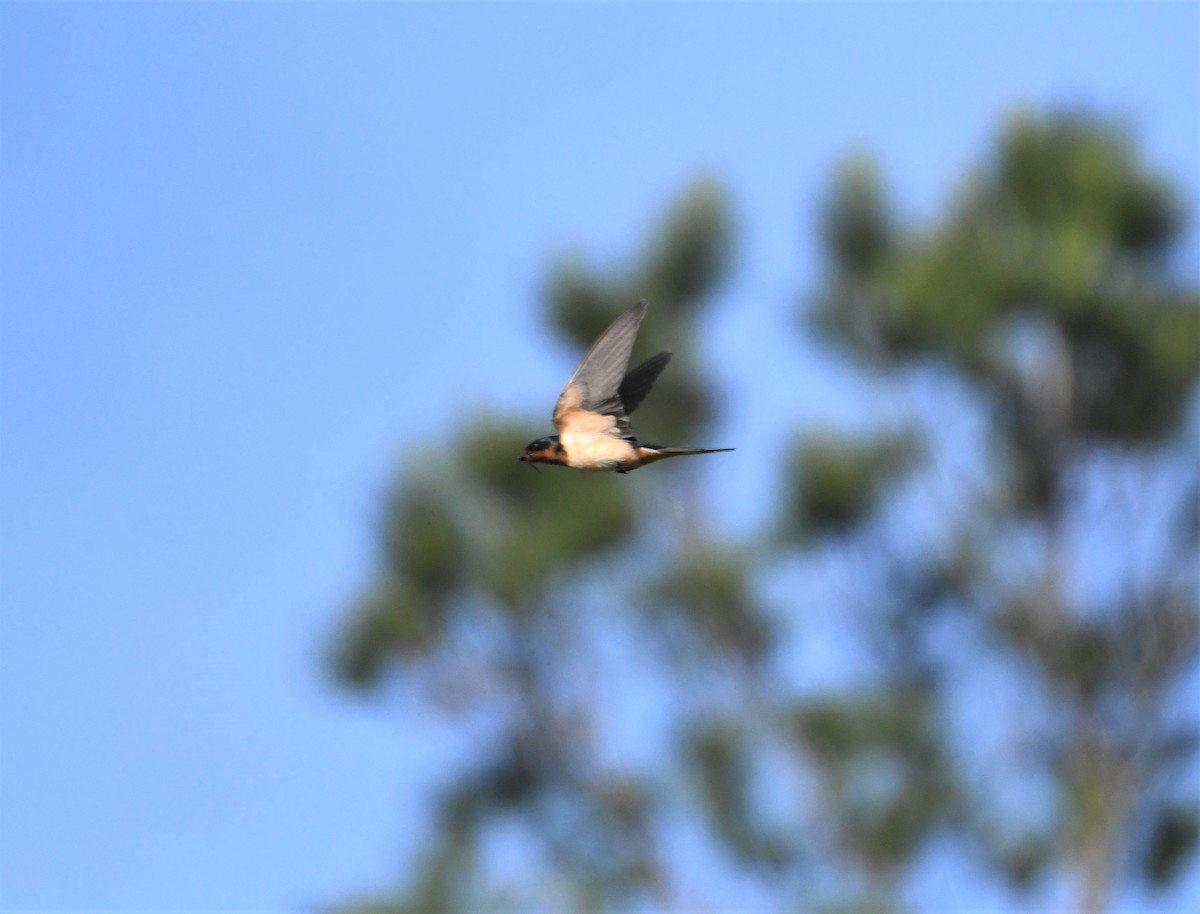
[[641, 445, 735, 460]]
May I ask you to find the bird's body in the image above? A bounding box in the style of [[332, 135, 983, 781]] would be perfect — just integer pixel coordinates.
[[520, 300, 733, 473]]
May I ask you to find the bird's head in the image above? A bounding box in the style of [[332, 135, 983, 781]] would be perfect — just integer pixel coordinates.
[[518, 436, 563, 466]]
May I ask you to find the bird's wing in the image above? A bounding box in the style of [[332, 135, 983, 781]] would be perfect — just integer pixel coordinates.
[[619, 350, 672, 416], [553, 300, 648, 438]]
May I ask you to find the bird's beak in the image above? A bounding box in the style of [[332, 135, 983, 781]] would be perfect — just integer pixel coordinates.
[[517, 454, 527, 462]]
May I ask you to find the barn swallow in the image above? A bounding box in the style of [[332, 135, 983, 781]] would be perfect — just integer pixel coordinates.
[[519, 299, 734, 474]]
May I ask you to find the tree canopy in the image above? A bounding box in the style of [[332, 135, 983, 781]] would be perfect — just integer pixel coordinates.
[[330, 111, 1198, 913]]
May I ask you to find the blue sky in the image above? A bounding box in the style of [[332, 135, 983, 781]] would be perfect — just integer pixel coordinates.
[[1, 3, 1196, 910]]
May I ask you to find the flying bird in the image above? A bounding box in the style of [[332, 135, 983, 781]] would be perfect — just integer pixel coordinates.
[[519, 299, 734, 474]]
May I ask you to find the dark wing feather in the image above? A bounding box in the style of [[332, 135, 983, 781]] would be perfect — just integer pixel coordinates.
[[558, 299, 648, 424], [619, 351, 672, 415]]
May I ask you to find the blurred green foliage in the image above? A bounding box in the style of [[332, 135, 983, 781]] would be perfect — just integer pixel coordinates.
[[644, 545, 770, 661], [791, 688, 960, 873], [330, 113, 1197, 912], [780, 428, 920, 541], [1144, 805, 1199, 886], [687, 720, 791, 868]]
